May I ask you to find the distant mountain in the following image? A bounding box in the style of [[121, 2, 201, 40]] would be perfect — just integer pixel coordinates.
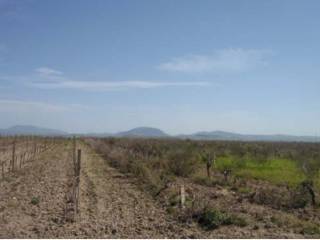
[[0, 125, 68, 136], [186, 130, 244, 140], [1, 125, 319, 142], [83, 127, 320, 142], [116, 127, 169, 138], [179, 130, 320, 142]]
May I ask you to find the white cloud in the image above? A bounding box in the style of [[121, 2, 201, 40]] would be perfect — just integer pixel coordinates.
[[1, 67, 210, 91], [30, 80, 209, 91], [35, 67, 63, 77], [158, 48, 273, 74], [27, 67, 210, 91]]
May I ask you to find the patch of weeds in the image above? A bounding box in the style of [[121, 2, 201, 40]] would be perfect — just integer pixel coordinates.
[[168, 193, 180, 206], [198, 208, 231, 230], [290, 194, 308, 209], [230, 214, 248, 227], [166, 206, 175, 214], [270, 216, 282, 227], [193, 176, 215, 187], [198, 209, 248, 230], [197, 208, 247, 230], [235, 158, 306, 186], [301, 224, 320, 235], [251, 186, 294, 210], [237, 187, 252, 195], [211, 179, 231, 187], [30, 196, 40, 205]]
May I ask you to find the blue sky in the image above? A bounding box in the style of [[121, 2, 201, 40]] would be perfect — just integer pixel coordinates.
[[0, 0, 320, 135]]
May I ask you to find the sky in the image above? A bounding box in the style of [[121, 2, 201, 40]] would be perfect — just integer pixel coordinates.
[[0, 0, 320, 135]]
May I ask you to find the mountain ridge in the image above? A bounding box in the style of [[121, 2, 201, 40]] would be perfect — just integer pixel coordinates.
[[0, 125, 68, 136], [116, 127, 169, 138], [0, 125, 319, 142]]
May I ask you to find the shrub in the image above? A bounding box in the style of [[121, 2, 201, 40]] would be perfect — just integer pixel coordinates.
[[129, 159, 165, 196], [290, 182, 314, 209], [251, 186, 292, 209], [167, 149, 197, 177], [30, 196, 40, 205], [301, 225, 320, 235], [196, 208, 249, 230], [251, 184, 313, 210], [197, 208, 231, 230], [230, 215, 248, 227]]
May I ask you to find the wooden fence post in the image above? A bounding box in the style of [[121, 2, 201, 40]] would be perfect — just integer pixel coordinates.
[[76, 149, 81, 214], [1, 161, 4, 178], [73, 137, 76, 171], [11, 140, 16, 172], [77, 149, 81, 175], [33, 140, 37, 160]]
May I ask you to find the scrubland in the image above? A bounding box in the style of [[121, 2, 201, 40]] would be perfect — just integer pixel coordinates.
[[1, 136, 320, 238], [87, 137, 320, 238]]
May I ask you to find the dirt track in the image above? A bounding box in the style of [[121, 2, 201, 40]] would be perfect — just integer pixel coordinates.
[[0, 142, 198, 238], [72, 143, 200, 238]]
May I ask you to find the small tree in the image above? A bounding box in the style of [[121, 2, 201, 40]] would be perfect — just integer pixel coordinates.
[[299, 159, 318, 206], [199, 150, 216, 179], [223, 169, 231, 182], [301, 180, 316, 206]]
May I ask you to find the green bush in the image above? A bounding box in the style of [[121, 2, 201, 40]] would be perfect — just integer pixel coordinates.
[[30, 196, 40, 205], [197, 209, 234, 230], [197, 207, 249, 230]]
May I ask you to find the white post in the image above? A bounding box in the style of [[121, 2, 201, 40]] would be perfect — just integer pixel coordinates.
[[181, 184, 185, 209]]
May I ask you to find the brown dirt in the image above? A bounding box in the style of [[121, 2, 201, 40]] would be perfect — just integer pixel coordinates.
[[0, 143, 72, 238], [63, 143, 201, 238], [0, 142, 198, 238]]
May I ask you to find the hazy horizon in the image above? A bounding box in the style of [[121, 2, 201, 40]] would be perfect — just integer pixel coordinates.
[[2, 124, 320, 138], [1, 0, 320, 136]]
